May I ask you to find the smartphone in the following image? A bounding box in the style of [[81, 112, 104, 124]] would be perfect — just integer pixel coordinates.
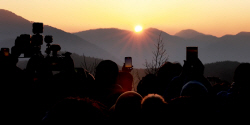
[[125, 57, 132, 68], [1, 48, 10, 57], [186, 47, 198, 61]]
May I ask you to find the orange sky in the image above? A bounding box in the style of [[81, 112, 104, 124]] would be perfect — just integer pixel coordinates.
[[1, 0, 250, 37]]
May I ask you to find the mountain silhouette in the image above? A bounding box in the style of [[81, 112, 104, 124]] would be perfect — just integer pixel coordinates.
[[236, 31, 250, 36], [175, 29, 206, 39], [1, 9, 250, 68], [74, 28, 185, 68], [75, 28, 250, 68], [0, 9, 122, 65], [175, 29, 218, 42]]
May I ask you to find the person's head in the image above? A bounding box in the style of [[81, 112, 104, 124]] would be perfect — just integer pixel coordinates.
[[182, 58, 204, 77], [180, 80, 208, 97], [95, 60, 119, 86], [109, 91, 142, 123], [116, 71, 133, 91], [141, 94, 167, 122], [41, 97, 109, 125], [61, 52, 75, 73], [113, 91, 142, 113], [141, 94, 167, 118], [157, 62, 182, 84], [233, 63, 250, 86], [137, 74, 160, 97], [141, 93, 167, 111]]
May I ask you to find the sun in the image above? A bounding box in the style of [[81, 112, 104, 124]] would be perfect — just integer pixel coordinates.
[[134, 25, 143, 32]]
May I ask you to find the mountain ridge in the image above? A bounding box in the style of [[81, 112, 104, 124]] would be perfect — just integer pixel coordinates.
[[0, 9, 122, 65], [74, 27, 250, 67], [1, 9, 250, 68]]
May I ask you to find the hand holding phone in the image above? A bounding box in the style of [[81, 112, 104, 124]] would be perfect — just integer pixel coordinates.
[[184, 46, 204, 75], [125, 57, 132, 68], [123, 57, 133, 72]]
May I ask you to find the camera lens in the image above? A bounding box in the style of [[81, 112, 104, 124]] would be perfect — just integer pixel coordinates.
[[31, 34, 43, 46], [17, 34, 31, 47], [50, 44, 61, 52], [45, 35, 53, 44]]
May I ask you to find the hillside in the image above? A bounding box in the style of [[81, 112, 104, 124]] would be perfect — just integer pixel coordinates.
[[75, 28, 250, 68], [74, 28, 184, 68], [204, 61, 240, 83], [175, 29, 206, 39], [1, 9, 250, 68], [0, 9, 122, 65]]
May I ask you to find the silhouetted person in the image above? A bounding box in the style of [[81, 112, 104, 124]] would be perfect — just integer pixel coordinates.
[[73, 67, 96, 97], [230, 63, 250, 97], [25, 54, 53, 85], [156, 62, 182, 95], [95, 60, 119, 85], [121, 63, 133, 73], [41, 97, 109, 125], [116, 71, 133, 92], [0, 51, 35, 124], [141, 94, 167, 123], [217, 63, 250, 115], [164, 58, 212, 102], [137, 74, 161, 97], [32, 52, 90, 123], [180, 80, 208, 97], [167, 81, 213, 120], [109, 91, 143, 124], [115, 63, 134, 92], [91, 60, 123, 108]]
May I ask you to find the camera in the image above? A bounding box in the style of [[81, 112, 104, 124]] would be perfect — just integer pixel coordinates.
[[45, 35, 53, 44], [33, 22, 43, 34], [45, 44, 68, 71], [10, 22, 72, 72], [44, 36, 67, 71], [11, 23, 44, 58]]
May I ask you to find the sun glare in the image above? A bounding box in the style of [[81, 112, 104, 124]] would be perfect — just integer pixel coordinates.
[[135, 25, 143, 32]]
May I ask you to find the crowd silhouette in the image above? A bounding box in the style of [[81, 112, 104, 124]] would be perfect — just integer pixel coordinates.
[[1, 23, 249, 124]]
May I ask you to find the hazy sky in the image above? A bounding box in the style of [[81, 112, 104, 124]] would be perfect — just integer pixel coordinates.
[[1, 0, 250, 37]]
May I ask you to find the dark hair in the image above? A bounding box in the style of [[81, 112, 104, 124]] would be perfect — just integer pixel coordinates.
[[141, 93, 167, 109], [233, 63, 250, 85], [114, 91, 142, 113], [95, 60, 119, 86], [110, 91, 143, 123], [141, 94, 167, 123], [137, 74, 160, 97], [180, 80, 208, 97], [157, 62, 182, 83]]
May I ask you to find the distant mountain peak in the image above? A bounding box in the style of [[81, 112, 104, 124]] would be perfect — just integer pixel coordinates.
[[144, 28, 171, 36], [145, 27, 163, 32], [174, 29, 205, 39], [236, 31, 250, 36]]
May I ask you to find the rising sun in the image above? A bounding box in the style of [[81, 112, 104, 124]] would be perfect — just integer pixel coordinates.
[[134, 25, 143, 32]]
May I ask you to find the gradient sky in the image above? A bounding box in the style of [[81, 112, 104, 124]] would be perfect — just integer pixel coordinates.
[[1, 0, 250, 37]]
